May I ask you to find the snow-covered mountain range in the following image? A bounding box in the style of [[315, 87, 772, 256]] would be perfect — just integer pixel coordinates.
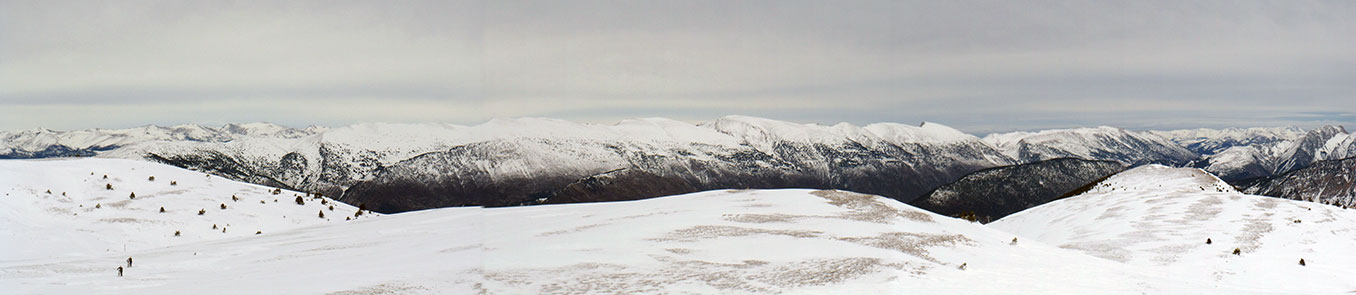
[[1241, 156, 1356, 208], [2, 117, 1352, 212]]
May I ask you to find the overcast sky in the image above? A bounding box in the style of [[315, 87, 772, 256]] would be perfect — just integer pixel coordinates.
[[1, 0, 1352, 134]]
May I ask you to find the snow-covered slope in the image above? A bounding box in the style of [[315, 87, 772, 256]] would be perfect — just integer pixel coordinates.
[[0, 158, 366, 260], [983, 126, 1199, 166], [2, 159, 1335, 294], [481, 189, 1244, 294], [990, 165, 1356, 293], [0, 158, 473, 294]]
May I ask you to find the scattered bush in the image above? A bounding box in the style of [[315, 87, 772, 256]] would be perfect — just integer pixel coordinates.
[[213, 224, 218, 229], [956, 211, 980, 223], [1294, 219, 1301, 223], [106, 183, 113, 190], [1299, 258, 1306, 266], [355, 210, 363, 218], [95, 203, 101, 209], [1010, 237, 1018, 245], [328, 205, 334, 211], [1206, 238, 1212, 244], [260, 200, 266, 204], [318, 210, 325, 219], [958, 262, 967, 270], [159, 207, 166, 213], [45, 189, 51, 194], [148, 176, 155, 181], [232, 195, 239, 202], [295, 196, 304, 205], [170, 181, 177, 186], [220, 203, 227, 210], [271, 188, 282, 195], [1232, 248, 1241, 255], [174, 230, 181, 237], [346, 217, 351, 221], [255, 230, 262, 235], [103, 175, 108, 179], [198, 209, 206, 215]]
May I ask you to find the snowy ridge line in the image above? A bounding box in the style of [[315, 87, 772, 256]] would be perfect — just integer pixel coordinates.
[[2, 117, 1352, 212]]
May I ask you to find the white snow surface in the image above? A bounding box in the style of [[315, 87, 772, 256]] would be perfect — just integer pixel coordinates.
[[4, 158, 1347, 294], [991, 165, 1356, 294], [0, 158, 479, 295]]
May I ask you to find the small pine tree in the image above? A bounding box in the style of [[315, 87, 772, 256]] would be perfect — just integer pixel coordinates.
[[45, 189, 51, 194], [129, 192, 135, 199], [1232, 248, 1241, 255], [148, 176, 155, 181], [220, 203, 227, 210], [213, 224, 218, 229], [295, 196, 304, 205], [95, 203, 101, 209], [321, 199, 328, 205], [159, 207, 166, 213], [106, 183, 113, 190], [355, 210, 363, 218], [260, 200, 266, 204], [198, 209, 206, 215], [346, 217, 351, 221], [1010, 237, 1018, 245], [1206, 238, 1212, 244], [222, 228, 226, 233], [103, 175, 108, 179], [318, 210, 325, 219], [174, 230, 181, 236], [232, 195, 239, 202], [1299, 258, 1306, 266]]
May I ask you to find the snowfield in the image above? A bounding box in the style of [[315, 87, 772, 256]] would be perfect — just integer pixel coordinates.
[[3, 158, 1353, 294], [991, 165, 1356, 293]]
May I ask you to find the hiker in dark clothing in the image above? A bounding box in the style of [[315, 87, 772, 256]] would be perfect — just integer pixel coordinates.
[[127, 257, 133, 267], [117, 266, 123, 277]]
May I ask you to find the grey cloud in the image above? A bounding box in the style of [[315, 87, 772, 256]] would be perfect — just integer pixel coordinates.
[[1, 0, 1352, 133]]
